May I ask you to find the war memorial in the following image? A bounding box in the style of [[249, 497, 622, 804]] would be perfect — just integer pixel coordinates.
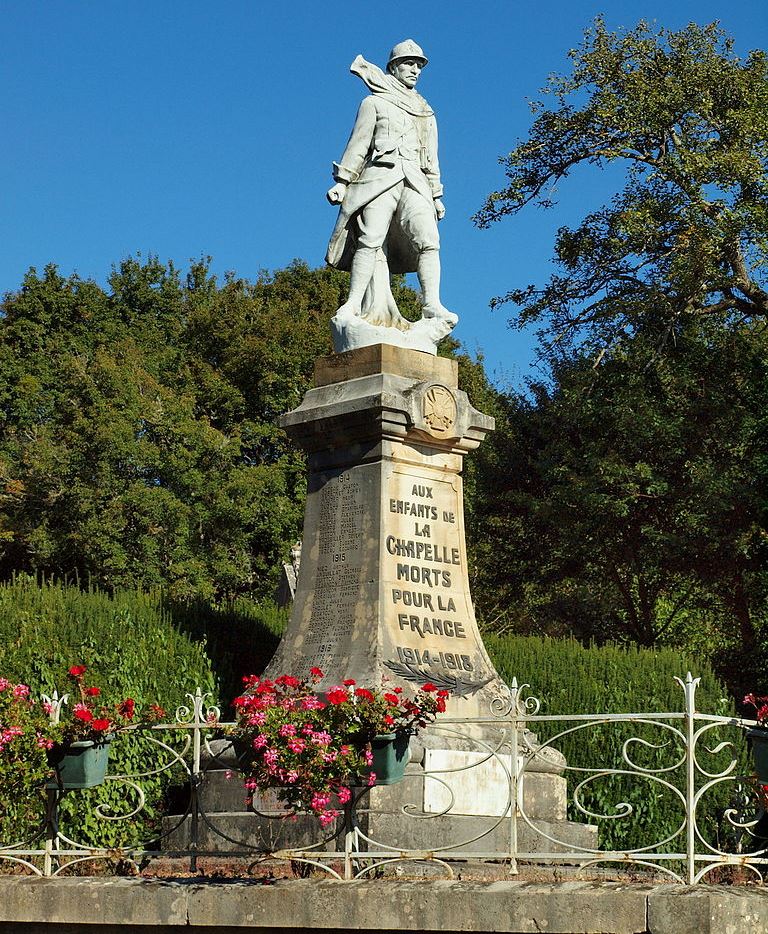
[[174, 38, 592, 857], [3, 36, 768, 934]]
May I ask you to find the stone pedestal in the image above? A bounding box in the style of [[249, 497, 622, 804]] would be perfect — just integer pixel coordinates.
[[265, 344, 507, 719]]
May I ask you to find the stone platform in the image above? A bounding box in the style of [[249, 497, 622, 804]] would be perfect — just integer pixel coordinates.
[[2, 876, 768, 934], [164, 741, 597, 858]]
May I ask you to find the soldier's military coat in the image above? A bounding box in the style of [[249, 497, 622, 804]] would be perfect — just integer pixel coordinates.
[[326, 56, 443, 275]]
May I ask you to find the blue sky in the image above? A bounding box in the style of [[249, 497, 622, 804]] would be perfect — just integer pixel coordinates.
[[2, 1, 766, 388]]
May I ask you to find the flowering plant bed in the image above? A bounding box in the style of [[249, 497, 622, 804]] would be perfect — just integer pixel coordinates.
[[0, 678, 53, 830], [0, 665, 167, 796], [46, 664, 166, 746], [230, 668, 449, 826]]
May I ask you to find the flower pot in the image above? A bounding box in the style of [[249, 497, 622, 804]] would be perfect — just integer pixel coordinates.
[[370, 732, 411, 785], [47, 740, 111, 790], [748, 728, 768, 783]]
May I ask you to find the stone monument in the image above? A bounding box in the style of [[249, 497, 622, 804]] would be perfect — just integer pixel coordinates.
[[264, 344, 504, 721], [266, 39, 508, 720], [171, 41, 595, 859]]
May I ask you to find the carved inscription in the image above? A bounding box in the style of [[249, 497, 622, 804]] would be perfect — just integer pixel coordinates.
[[305, 472, 364, 670], [384, 474, 488, 688]]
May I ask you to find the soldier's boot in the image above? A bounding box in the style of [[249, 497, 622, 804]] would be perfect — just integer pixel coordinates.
[[335, 248, 376, 321], [418, 249, 458, 326]]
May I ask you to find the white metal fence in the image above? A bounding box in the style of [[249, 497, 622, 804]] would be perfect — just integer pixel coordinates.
[[2, 673, 766, 882]]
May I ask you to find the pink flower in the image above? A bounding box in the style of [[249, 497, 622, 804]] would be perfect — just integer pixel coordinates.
[[311, 791, 331, 811], [287, 738, 306, 754], [279, 723, 297, 737], [247, 711, 266, 726], [252, 734, 268, 749], [367, 772, 377, 787], [364, 749, 373, 765], [0, 678, 9, 691], [285, 770, 299, 783], [12, 684, 30, 699], [337, 786, 351, 804], [263, 748, 279, 766], [301, 696, 325, 710], [322, 751, 338, 764], [311, 730, 331, 746], [318, 810, 338, 827]]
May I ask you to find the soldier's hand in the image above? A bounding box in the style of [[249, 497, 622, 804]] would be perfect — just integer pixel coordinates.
[[326, 183, 348, 205], [434, 199, 446, 221]]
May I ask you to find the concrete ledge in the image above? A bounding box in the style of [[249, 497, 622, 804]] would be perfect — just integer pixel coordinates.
[[0, 878, 767, 934]]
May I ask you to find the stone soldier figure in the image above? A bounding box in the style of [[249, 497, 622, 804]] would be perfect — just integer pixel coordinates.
[[326, 40, 457, 351]]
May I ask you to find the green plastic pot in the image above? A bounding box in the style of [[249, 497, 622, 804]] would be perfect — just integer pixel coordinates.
[[370, 732, 411, 785], [47, 739, 111, 790], [748, 728, 768, 783]]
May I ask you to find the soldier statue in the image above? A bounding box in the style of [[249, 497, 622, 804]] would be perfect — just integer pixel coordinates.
[[326, 40, 457, 354]]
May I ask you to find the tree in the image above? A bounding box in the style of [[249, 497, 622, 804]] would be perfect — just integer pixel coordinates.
[[475, 19, 768, 355], [470, 316, 767, 692], [0, 256, 489, 602], [0, 258, 343, 599]]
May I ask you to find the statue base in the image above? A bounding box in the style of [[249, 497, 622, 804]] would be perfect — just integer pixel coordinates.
[[330, 311, 454, 355]]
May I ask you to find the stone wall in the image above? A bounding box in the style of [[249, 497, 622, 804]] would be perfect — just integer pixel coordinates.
[[1, 878, 767, 934]]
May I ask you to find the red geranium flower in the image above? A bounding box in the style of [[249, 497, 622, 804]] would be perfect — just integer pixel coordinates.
[[355, 688, 375, 702], [84, 686, 101, 697], [69, 665, 87, 678], [326, 687, 349, 705], [118, 698, 136, 719], [343, 679, 356, 686], [74, 707, 94, 723], [276, 674, 300, 688], [92, 718, 111, 732], [422, 683, 437, 692], [310, 667, 324, 678]]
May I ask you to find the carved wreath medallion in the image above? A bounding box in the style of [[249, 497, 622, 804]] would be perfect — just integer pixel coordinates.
[[422, 384, 457, 437]]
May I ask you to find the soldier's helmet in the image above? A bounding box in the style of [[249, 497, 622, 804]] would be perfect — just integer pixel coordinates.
[[387, 39, 428, 69]]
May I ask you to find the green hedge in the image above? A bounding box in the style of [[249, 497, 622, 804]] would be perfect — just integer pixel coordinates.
[[0, 576, 221, 849], [0, 577, 749, 860], [485, 634, 748, 854]]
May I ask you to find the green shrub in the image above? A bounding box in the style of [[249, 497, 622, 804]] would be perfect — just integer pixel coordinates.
[[0, 575, 219, 850], [485, 634, 748, 855], [163, 595, 287, 705]]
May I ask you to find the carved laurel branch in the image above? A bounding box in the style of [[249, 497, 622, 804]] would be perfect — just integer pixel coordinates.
[[384, 660, 494, 697]]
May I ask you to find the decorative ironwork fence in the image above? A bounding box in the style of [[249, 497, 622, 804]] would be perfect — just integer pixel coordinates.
[[2, 673, 765, 882]]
